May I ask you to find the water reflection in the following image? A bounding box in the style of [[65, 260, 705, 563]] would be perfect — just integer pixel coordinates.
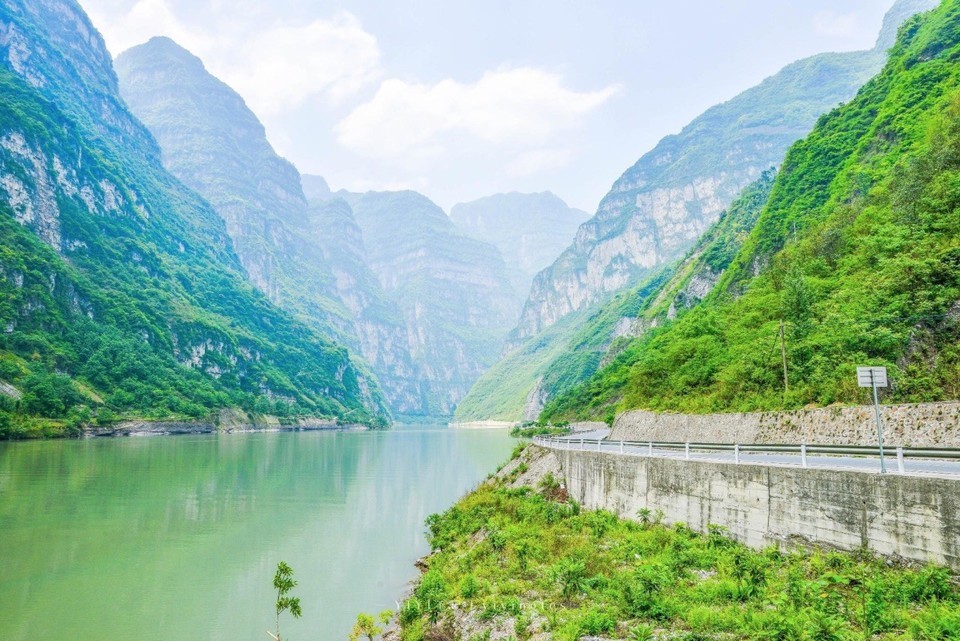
[[0, 426, 513, 641]]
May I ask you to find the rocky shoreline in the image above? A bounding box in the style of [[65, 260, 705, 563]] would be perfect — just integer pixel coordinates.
[[82, 408, 363, 438]]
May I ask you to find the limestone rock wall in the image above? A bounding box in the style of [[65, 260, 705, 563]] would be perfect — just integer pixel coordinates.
[[610, 402, 960, 447]]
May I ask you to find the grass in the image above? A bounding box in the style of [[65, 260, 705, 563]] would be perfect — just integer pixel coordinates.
[[397, 449, 959, 641]]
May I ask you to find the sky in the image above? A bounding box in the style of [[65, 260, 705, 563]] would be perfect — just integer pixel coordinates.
[[78, 0, 897, 213]]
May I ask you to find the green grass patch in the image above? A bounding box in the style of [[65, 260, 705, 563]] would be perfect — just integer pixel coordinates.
[[398, 478, 959, 641]]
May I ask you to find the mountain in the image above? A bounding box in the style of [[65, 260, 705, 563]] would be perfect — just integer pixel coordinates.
[[115, 37, 357, 343], [0, 0, 387, 437], [450, 192, 588, 301], [543, 0, 960, 421], [510, 0, 939, 347], [301, 196, 422, 413], [456, 172, 776, 421], [301, 174, 332, 201], [456, 0, 938, 422], [340, 190, 518, 416], [115, 37, 519, 418]]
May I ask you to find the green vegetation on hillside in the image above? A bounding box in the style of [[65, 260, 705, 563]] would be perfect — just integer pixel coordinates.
[[396, 449, 958, 641], [0, 2, 386, 436], [544, 2, 960, 422], [456, 171, 776, 423], [458, 3, 936, 426]]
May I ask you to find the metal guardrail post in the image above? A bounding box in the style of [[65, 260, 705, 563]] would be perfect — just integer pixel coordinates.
[[685, 442, 690, 460], [580, 438, 584, 451], [597, 439, 602, 452], [648, 441, 653, 457], [897, 447, 905, 474], [620, 440, 624, 454], [801, 443, 808, 468], [734, 443, 740, 464]]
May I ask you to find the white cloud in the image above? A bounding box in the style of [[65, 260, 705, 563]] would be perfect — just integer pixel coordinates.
[[80, 0, 381, 115], [81, 0, 214, 57], [813, 10, 862, 39], [335, 68, 621, 170], [220, 14, 381, 115]]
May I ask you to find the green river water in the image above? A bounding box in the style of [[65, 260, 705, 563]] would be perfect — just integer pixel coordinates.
[[0, 425, 514, 641]]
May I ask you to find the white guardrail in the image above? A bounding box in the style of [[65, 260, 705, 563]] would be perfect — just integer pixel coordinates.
[[532, 435, 960, 475]]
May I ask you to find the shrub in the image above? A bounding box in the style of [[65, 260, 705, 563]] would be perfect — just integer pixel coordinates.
[[578, 608, 616, 636], [460, 574, 479, 599], [909, 602, 960, 641]]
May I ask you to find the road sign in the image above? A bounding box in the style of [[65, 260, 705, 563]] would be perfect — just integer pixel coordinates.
[[857, 366, 888, 388], [857, 366, 888, 473]]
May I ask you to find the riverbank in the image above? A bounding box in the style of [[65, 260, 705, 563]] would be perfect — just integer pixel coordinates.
[[448, 420, 520, 429], [83, 419, 366, 437], [388, 445, 960, 641], [82, 408, 362, 437], [0, 406, 372, 440]]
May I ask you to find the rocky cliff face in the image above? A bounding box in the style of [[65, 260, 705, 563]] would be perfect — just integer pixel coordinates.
[[509, 0, 938, 346], [0, 0, 387, 426], [342, 190, 518, 415], [114, 37, 518, 417], [303, 196, 422, 412], [115, 37, 355, 342], [450, 192, 588, 302]]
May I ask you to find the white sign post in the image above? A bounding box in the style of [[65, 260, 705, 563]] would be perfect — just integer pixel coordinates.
[[857, 366, 888, 473]]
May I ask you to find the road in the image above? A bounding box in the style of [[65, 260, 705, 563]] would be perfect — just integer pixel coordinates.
[[543, 429, 960, 477]]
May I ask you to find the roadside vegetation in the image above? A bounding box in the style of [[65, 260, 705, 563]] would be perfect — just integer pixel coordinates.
[[394, 448, 959, 641], [510, 421, 572, 438]]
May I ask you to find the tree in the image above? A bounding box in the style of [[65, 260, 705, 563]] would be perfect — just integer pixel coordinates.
[[268, 561, 302, 641], [348, 611, 393, 641]]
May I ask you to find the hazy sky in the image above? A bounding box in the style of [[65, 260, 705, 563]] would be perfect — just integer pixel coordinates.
[[79, 0, 897, 213]]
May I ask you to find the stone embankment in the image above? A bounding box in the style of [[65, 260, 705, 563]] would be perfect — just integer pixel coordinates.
[[610, 401, 960, 447], [83, 408, 343, 437]]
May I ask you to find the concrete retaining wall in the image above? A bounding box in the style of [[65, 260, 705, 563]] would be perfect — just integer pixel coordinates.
[[557, 449, 960, 570], [610, 402, 960, 447]]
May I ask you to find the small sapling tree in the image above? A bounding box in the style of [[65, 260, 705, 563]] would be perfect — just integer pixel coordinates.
[[268, 561, 302, 641]]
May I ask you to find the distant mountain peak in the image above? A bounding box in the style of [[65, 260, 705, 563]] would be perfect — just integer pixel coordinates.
[[875, 0, 939, 51]]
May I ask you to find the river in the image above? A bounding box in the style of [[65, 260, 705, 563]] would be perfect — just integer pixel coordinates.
[[0, 425, 514, 641]]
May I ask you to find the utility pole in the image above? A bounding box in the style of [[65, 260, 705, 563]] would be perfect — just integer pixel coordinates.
[[779, 319, 789, 393]]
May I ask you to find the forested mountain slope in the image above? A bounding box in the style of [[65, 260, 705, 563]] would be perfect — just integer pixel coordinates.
[[514, 0, 938, 346], [0, 0, 387, 437], [457, 0, 936, 422], [543, 0, 960, 421], [115, 37, 352, 342], [456, 172, 776, 421]]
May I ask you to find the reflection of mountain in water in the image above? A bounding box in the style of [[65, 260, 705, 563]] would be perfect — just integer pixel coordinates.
[[0, 429, 513, 640]]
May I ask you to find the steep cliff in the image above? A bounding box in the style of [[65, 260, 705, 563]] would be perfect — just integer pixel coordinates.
[[458, 0, 937, 422], [543, 0, 960, 420], [303, 197, 422, 413], [450, 192, 588, 301], [114, 37, 521, 417], [0, 0, 387, 435], [115, 37, 354, 342], [456, 172, 775, 421], [510, 0, 939, 345], [342, 190, 518, 416]]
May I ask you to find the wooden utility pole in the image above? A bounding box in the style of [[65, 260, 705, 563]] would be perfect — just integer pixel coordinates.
[[779, 319, 789, 393]]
